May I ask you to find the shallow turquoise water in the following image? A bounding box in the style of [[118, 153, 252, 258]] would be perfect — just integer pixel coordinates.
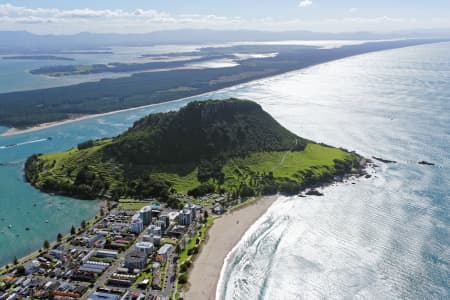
[[0, 42, 448, 298]]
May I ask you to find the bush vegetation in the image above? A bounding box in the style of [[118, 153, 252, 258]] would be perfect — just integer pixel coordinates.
[[25, 99, 360, 205]]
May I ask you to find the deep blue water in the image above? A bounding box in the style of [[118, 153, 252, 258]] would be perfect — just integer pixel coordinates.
[[216, 42, 450, 299], [0, 42, 448, 298]]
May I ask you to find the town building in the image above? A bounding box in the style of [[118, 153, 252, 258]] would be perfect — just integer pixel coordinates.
[[159, 214, 170, 229], [135, 242, 154, 257], [79, 261, 109, 273], [130, 218, 143, 234], [96, 250, 118, 258], [155, 220, 167, 232], [139, 206, 153, 226], [184, 203, 197, 220], [87, 292, 120, 300], [147, 225, 161, 236], [156, 244, 172, 262], [124, 251, 147, 270], [179, 209, 192, 226]]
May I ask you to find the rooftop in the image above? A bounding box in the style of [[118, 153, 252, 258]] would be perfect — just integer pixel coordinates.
[[87, 292, 119, 300], [157, 244, 173, 255], [125, 251, 146, 262]]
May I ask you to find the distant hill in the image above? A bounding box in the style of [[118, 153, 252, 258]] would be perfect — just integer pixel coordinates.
[[1, 29, 450, 52], [25, 99, 361, 205]]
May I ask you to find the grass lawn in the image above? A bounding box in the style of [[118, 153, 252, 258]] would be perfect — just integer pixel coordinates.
[[33, 141, 357, 202], [222, 143, 355, 189], [178, 216, 215, 266], [133, 268, 153, 288], [117, 200, 151, 211]]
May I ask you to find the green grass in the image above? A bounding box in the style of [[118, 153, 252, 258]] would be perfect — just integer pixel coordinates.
[[155, 169, 200, 193], [178, 216, 215, 266], [36, 138, 122, 188], [31, 141, 358, 202], [133, 267, 153, 288], [117, 200, 150, 210], [222, 143, 354, 189]]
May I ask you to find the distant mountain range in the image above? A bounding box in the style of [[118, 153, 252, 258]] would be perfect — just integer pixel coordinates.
[[1, 29, 450, 52]]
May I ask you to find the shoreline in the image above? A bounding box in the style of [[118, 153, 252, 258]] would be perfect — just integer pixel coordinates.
[[185, 195, 278, 300], [186, 161, 372, 300], [1, 40, 438, 138], [0, 88, 223, 137]]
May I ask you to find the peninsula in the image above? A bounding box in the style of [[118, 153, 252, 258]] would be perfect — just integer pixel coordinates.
[[4, 99, 366, 300], [2, 55, 75, 61], [25, 99, 361, 203], [0, 39, 444, 129]]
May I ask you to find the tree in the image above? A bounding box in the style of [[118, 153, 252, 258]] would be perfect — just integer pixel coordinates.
[[81, 219, 86, 228], [16, 265, 25, 275], [70, 226, 76, 235], [178, 273, 188, 284], [43, 240, 50, 249], [13, 256, 18, 265], [57, 233, 63, 242], [175, 244, 181, 254], [203, 210, 209, 221], [77, 140, 94, 150]]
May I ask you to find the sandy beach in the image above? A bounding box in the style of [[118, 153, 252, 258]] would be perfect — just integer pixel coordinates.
[[0, 86, 225, 137], [185, 196, 278, 300]]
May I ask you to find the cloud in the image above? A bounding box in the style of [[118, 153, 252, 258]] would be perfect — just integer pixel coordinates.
[[299, 0, 313, 8], [349, 8, 358, 13], [0, 2, 448, 34]]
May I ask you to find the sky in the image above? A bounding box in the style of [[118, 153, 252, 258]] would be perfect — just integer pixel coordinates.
[[0, 0, 449, 34]]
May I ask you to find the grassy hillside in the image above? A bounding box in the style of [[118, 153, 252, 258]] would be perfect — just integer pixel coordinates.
[[25, 99, 361, 205]]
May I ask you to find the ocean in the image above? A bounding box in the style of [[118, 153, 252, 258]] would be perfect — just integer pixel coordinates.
[[0, 41, 448, 298], [215, 42, 450, 299]]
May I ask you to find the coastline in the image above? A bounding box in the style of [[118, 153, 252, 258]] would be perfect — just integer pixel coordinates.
[[1, 40, 439, 138], [0, 88, 219, 137], [185, 195, 278, 300]]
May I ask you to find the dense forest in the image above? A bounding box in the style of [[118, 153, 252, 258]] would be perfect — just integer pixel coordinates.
[[0, 39, 441, 128], [25, 99, 360, 206]]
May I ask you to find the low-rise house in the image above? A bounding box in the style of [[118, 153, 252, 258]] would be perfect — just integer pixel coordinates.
[[23, 260, 40, 275], [96, 250, 118, 258], [79, 261, 109, 273], [213, 206, 225, 214], [87, 291, 120, 300]]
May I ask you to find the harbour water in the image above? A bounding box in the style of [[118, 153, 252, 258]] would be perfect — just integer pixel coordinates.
[[0, 41, 448, 298]]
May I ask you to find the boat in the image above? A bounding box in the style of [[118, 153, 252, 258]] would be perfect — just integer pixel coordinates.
[[45, 220, 49, 223], [47, 137, 53, 141], [25, 227, 31, 231], [8, 224, 12, 228]]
